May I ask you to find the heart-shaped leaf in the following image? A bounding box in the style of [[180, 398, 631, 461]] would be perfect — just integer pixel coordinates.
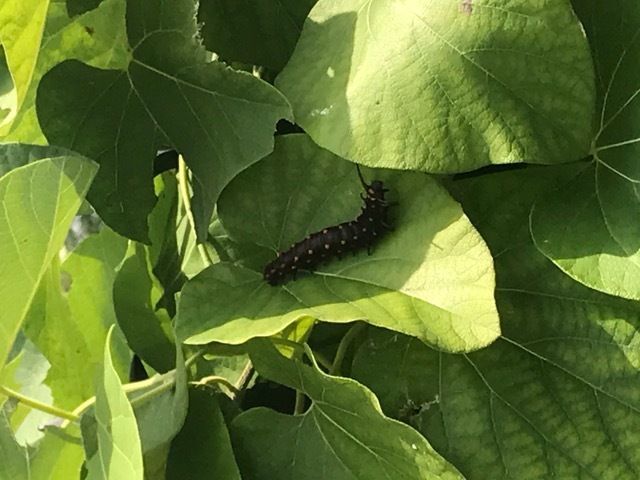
[[37, 0, 291, 242], [352, 165, 640, 479], [176, 134, 499, 353], [276, 0, 595, 172], [230, 339, 463, 480], [530, 0, 640, 300]]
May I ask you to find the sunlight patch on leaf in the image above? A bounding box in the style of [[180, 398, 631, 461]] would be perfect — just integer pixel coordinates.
[[0, 156, 96, 369], [276, 0, 594, 173], [177, 135, 499, 353], [530, 1, 640, 300]]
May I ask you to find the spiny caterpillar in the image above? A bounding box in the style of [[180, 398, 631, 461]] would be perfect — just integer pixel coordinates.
[[263, 167, 393, 286]]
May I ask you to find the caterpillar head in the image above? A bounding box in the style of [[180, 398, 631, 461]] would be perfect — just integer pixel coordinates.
[[367, 180, 388, 201]]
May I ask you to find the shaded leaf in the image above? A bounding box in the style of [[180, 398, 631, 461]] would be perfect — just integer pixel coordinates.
[[276, 0, 594, 173], [0, 410, 29, 480], [177, 134, 499, 352], [67, 0, 106, 17], [148, 172, 185, 317], [113, 244, 176, 373], [352, 165, 640, 479], [0, 143, 70, 178], [37, 0, 291, 242], [198, 0, 317, 71], [531, 1, 640, 300], [166, 389, 241, 480], [230, 339, 463, 480], [0, 156, 96, 369]]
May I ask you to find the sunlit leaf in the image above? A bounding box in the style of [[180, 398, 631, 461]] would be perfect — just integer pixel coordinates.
[[0, 156, 96, 369], [531, 1, 640, 300], [85, 327, 143, 480], [352, 165, 640, 479], [177, 135, 498, 352], [277, 0, 594, 172]]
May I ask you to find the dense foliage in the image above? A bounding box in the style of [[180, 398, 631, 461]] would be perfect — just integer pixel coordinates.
[[0, 0, 639, 478]]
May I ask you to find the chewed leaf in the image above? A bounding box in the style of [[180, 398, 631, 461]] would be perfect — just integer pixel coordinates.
[[176, 134, 499, 353], [37, 0, 291, 242], [530, 1, 640, 300], [276, 0, 594, 173], [229, 339, 463, 480]]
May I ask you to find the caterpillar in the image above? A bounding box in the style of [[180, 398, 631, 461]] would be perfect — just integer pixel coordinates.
[[263, 168, 393, 286]]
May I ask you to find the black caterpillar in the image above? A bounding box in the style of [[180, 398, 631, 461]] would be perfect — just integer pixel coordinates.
[[263, 168, 393, 286]]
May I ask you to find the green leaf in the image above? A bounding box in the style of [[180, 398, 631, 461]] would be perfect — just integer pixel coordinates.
[[82, 336, 188, 472], [352, 165, 640, 479], [148, 172, 185, 317], [166, 389, 241, 480], [0, 0, 49, 135], [24, 227, 128, 409], [85, 326, 143, 480], [29, 426, 85, 480], [0, 341, 54, 446], [0, 156, 97, 369], [198, 0, 317, 71], [113, 243, 176, 373], [530, 1, 640, 300], [126, 343, 188, 456], [0, 0, 129, 141], [206, 213, 274, 273], [276, 0, 595, 173], [177, 134, 499, 352], [61, 226, 129, 375], [67, 0, 106, 17], [0, 46, 16, 125], [0, 144, 71, 178], [230, 339, 463, 479], [37, 0, 292, 242], [0, 410, 29, 480]]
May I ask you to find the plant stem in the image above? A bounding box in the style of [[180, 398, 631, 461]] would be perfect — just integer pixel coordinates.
[[294, 390, 306, 415], [189, 376, 240, 396], [228, 360, 254, 403], [0, 385, 79, 422], [65, 373, 175, 427], [184, 348, 204, 369], [270, 338, 333, 371], [330, 322, 367, 376], [177, 155, 214, 267]]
